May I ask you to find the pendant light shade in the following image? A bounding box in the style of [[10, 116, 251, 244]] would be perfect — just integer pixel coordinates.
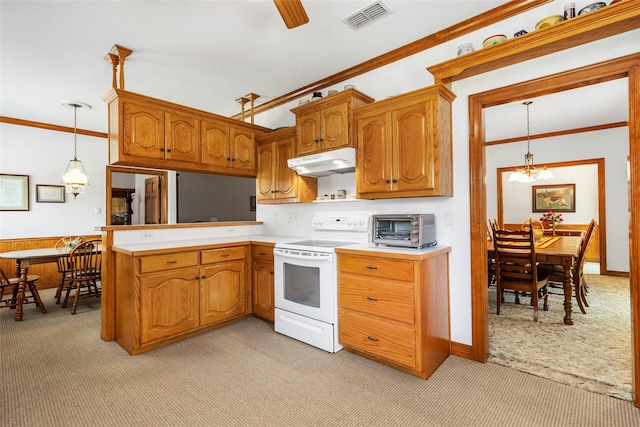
[[61, 101, 91, 198], [508, 101, 554, 183]]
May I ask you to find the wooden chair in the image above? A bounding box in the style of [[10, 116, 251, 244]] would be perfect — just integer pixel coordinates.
[[61, 239, 102, 315], [492, 228, 549, 322], [487, 219, 498, 286], [54, 236, 83, 304], [0, 267, 46, 312], [540, 219, 597, 314]]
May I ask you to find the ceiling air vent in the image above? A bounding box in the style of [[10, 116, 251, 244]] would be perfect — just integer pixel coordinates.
[[343, 1, 392, 31]]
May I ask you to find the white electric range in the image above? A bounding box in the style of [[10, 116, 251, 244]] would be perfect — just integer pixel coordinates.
[[273, 213, 370, 352]]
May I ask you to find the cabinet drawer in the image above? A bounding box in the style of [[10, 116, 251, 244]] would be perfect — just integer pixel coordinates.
[[339, 309, 416, 369], [339, 254, 413, 281], [339, 275, 414, 324], [201, 246, 246, 264], [139, 251, 199, 274], [251, 245, 274, 261]]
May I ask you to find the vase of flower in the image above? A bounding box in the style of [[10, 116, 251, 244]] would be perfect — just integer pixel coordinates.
[[540, 210, 563, 236]]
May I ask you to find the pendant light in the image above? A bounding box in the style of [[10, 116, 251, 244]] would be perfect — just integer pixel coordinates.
[[61, 101, 91, 198], [508, 101, 554, 183]]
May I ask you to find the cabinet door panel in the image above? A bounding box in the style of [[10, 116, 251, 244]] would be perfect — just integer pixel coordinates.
[[256, 143, 275, 200], [200, 261, 247, 325], [275, 137, 297, 198], [252, 260, 274, 321], [123, 102, 164, 159], [392, 101, 434, 191], [140, 268, 200, 343], [201, 120, 230, 167], [321, 102, 348, 149], [230, 128, 256, 171], [357, 112, 392, 194], [166, 112, 199, 163], [296, 111, 320, 155]]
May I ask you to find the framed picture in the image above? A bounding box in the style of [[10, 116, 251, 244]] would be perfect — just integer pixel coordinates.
[[36, 184, 65, 203], [532, 183, 576, 212], [250, 195, 256, 211], [0, 174, 29, 211]]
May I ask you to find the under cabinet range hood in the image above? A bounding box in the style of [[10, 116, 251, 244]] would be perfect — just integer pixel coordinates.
[[287, 147, 356, 177]]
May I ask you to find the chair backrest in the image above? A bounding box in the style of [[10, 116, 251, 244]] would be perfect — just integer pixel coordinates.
[[69, 239, 102, 280], [492, 228, 540, 285], [487, 219, 498, 240], [55, 236, 84, 249], [574, 219, 597, 277]]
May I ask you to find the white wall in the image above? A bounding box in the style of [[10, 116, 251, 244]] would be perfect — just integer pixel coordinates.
[[0, 124, 107, 238]]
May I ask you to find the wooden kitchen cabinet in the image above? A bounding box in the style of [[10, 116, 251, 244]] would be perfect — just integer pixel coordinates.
[[104, 88, 270, 176], [336, 246, 451, 379], [290, 89, 374, 156], [113, 244, 250, 354], [354, 85, 455, 199], [201, 119, 257, 175], [200, 246, 249, 326], [251, 244, 275, 322], [256, 127, 317, 204]]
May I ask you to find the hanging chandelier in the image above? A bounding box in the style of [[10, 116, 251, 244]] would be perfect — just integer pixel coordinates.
[[61, 101, 91, 198], [508, 101, 554, 183]]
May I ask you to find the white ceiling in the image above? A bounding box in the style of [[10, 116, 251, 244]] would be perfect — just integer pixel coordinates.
[[1, 0, 510, 133]]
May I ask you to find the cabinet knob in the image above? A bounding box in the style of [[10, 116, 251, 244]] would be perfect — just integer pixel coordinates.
[[227, 157, 231, 161], [270, 271, 274, 275], [231, 158, 235, 162], [392, 179, 397, 183], [385, 180, 390, 184], [167, 148, 172, 153], [201, 275, 206, 279], [315, 139, 320, 144], [160, 148, 165, 152]]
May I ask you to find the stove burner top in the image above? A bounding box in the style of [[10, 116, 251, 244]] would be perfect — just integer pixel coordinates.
[[286, 240, 357, 249]]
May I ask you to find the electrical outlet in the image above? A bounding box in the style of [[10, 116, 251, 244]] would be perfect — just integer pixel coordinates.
[[141, 232, 153, 240], [95, 207, 102, 214], [227, 228, 235, 233], [287, 213, 298, 223]]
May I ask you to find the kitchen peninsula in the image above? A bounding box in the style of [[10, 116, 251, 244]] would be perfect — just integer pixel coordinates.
[[100, 221, 293, 354]]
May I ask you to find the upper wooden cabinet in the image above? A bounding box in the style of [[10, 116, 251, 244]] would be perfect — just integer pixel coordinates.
[[201, 120, 257, 174], [256, 127, 317, 204], [104, 89, 270, 177], [354, 85, 455, 199], [290, 88, 374, 156]]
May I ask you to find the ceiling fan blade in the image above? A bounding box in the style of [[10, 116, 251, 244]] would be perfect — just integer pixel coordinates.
[[273, 0, 309, 29]]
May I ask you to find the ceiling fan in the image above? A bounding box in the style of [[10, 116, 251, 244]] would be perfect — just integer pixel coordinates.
[[273, 0, 309, 29]]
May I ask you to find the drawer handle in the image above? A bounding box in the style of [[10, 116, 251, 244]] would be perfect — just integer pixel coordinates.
[[166, 261, 178, 264], [367, 336, 379, 342], [366, 265, 377, 270], [220, 254, 230, 258], [367, 297, 378, 301], [259, 252, 267, 256]]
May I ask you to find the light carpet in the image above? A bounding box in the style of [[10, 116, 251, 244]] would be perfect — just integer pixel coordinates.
[[488, 273, 632, 401], [2, 288, 640, 426]]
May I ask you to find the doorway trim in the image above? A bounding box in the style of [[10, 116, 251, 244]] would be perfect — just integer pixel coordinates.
[[469, 53, 640, 404]]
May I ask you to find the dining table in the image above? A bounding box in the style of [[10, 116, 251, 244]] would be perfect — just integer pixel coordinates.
[[0, 247, 74, 321], [488, 235, 582, 325]]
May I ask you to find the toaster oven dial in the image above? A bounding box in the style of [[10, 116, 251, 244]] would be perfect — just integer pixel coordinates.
[[412, 230, 419, 235]]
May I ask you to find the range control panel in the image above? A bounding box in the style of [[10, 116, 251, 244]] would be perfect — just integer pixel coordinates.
[[312, 215, 369, 232]]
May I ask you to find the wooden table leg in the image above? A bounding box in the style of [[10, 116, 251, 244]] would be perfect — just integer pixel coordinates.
[[562, 257, 574, 325]]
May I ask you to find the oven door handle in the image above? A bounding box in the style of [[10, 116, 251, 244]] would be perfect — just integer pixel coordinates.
[[274, 250, 332, 261]]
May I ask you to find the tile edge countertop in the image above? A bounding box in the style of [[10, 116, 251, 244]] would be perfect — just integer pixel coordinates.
[[335, 243, 452, 260], [111, 235, 296, 256]]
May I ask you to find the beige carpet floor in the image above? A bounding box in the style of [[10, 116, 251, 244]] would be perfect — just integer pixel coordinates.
[[2, 288, 640, 426], [488, 272, 632, 401]]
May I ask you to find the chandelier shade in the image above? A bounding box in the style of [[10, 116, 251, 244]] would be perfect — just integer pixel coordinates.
[[61, 101, 91, 198], [508, 101, 554, 183]]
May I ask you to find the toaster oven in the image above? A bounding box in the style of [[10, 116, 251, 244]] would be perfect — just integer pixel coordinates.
[[371, 214, 437, 249]]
